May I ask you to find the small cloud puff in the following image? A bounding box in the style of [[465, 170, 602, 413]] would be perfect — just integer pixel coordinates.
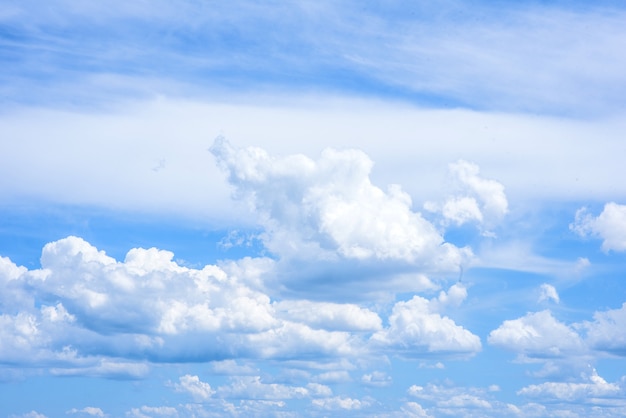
[[173, 375, 214, 401], [425, 160, 508, 234], [370, 287, 481, 357], [9, 413, 48, 418], [583, 302, 626, 355], [361, 371, 392, 387], [571, 202, 626, 252], [538, 284, 560, 304], [210, 137, 468, 270]]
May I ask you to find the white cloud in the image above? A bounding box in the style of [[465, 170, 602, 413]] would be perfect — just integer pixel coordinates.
[[583, 302, 626, 356], [246, 322, 358, 359], [274, 300, 382, 332], [216, 376, 311, 400], [370, 294, 481, 357], [488, 310, 584, 358], [406, 383, 515, 416], [67, 407, 105, 417], [313, 370, 352, 383], [173, 375, 214, 401], [450, 160, 509, 224], [50, 360, 150, 380], [571, 203, 626, 252], [0, 236, 382, 374], [311, 396, 371, 410], [438, 394, 492, 409], [9, 413, 48, 418], [210, 137, 469, 272], [440, 196, 483, 225], [5, 1, 626, 114], [428, 283, 468, 312], [125, 406, 178, 418], [518, 368, 624, 405], [361, 371, 392, 387], [400, 402, 432, 418], [538, 284, 559, 304], [425, 159, 508, 237], [2, 99, 626, 228]]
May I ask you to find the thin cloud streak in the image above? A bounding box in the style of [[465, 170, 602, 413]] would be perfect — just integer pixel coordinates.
[[1, 1, 625, 113]]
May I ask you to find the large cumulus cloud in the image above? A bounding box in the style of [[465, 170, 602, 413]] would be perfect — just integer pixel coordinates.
[[0, 236, 481, 376], [210, 137, 474, 296]]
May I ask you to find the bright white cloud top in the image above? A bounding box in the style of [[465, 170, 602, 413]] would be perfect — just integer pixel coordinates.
[[1, 1, 626, 417]]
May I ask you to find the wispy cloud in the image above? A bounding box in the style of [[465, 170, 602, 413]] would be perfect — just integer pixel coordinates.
[[2, 1, 625, 113]]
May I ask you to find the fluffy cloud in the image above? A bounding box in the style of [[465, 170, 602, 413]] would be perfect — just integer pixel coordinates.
[[210, 137, 469, 275], [173, 375, 215, 401], [425, 160, 508, 232], [582, 302, 626, 356], [216, 376, 325, 400], [370, 292, 481, 357], [518, 368, 624, 405], [571, 202, 626, 252], [488, 310, 584, 358], [0, 237, 370, 373], [3, 235, 483, 379], [274, 300, 382, 331]]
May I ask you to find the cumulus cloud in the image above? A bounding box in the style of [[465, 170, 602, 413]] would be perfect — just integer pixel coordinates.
[[9, 413, 48, 418], [400, 402, 432, 417], [125, 406, 178, 418], [488, 310, 584, 358], [209, 360, 258, 376], [210, 137, 469, 274], [0, 236, 370, 374], [173, 375, 215, 401], [370, 293, 481, 357], [311, 396, 371, 410], [7, 234, 503, 387], [274, 300, 382, 331], [425, 160, 508, 233], [571, 202, 626, 252], [428, 283, 468, 312], [582, 302, 626, 356], [216, 375, 321, 400], [518, 368, 624, 405]]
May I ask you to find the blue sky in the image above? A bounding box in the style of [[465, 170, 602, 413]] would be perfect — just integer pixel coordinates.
[[2, 1, 626, 417]]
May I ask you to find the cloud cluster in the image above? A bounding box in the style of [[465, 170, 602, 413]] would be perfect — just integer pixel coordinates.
[[0, 236, 483, 377]]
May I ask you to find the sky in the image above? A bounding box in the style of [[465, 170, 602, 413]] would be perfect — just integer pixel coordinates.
[[1, 1, 626, 417]]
